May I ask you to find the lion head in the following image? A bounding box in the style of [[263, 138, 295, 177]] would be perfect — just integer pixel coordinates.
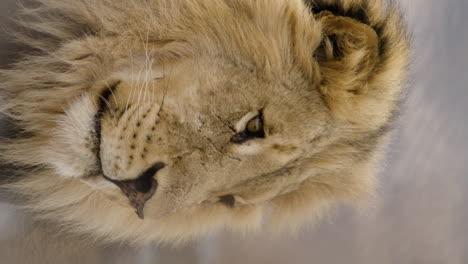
[[0, 0, 408, 244]]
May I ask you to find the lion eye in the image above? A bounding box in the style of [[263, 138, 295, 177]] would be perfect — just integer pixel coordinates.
[[230, 114, 265, 144], [246, 116, 263, 133]]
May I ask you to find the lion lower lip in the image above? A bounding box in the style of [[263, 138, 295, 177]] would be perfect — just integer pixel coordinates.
[[218, 195, 236, 208]]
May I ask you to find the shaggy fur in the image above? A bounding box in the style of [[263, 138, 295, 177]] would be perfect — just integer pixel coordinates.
[[0, 0, 408, 244]]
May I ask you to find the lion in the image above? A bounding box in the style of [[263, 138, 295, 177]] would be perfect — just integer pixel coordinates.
[[0, 0, 408, 244]]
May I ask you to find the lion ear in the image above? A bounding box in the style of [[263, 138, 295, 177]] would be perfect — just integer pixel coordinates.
[[314, 11, 381, 124]]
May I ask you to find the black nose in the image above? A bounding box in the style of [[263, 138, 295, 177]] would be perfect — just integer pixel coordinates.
[[103, 162, 166, 219], [134, 162, 166, 193]]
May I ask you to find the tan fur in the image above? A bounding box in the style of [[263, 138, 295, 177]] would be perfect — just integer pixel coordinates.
[[0, 0, 408, 244]]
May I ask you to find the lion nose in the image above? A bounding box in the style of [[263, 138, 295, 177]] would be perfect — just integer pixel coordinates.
[[134, 162, 166, 193], [104, 162, 166, 219]]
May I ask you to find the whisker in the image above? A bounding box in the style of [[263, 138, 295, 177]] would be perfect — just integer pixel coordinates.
[[98, 95, 118, 128], [125, 50, 135, 113], [143, 27, 151, 104]]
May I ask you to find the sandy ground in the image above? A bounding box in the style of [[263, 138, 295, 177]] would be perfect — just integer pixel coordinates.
[[1, 0, 467, 263]]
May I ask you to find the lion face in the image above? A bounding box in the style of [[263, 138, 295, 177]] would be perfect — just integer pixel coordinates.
[[52, 54, 332, 221], [0, 0, 408, 243]]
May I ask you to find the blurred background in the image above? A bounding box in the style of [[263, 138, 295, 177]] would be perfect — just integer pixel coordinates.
[[1, 0, 467, 263]]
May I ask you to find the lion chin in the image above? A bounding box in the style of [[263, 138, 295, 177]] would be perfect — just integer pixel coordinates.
[[0, 0, 408, 244]]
